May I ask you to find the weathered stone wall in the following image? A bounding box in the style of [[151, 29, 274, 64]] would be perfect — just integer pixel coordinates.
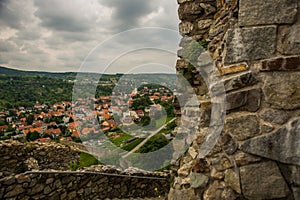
[[0, 141, 170, 199], [0, 140, 80, 178], [170, 0, 300, 199], [0, 168, 169, 199]]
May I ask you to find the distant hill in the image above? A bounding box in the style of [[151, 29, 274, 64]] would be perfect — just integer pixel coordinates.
[[0, 66, 176, 80], [0, 66, 76, 79]]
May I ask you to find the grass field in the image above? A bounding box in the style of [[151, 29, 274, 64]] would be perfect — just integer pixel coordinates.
[[70, 152, 100, 171], [121, 138, 145, 151], [110, 133, 133, 146]]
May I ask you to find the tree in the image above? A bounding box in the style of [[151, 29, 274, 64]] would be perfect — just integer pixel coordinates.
[[27, 114, 35, 125], [26, 131, 40, 141]]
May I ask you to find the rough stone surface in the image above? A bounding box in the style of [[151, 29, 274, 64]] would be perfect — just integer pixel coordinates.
[[224, 26, 277, 64], [168, 188, 201, 200], [224, 169, 241, 194], [262, 72, 300, 110], [223, 71, 257, 92], [239, 0, 297, 26], [241, 119, 300, 165], [172, 0, 300, 199], [218, 63, 249, 76], [179, 21, 194, 35], [240, 161, 291, 199], [278, 24, 300, 55], [0, 140, 80, 178], [233, 151, 261, 167], [218, 134, 238, 155], [178, 2, 205, 21], [0, 168, 169, 199], [203, 181, 236, 200], [190, 172, 208, 188], [261, 122, 275, 133], [261, 56, 300, 71], [260, 108, 290, 125], [226, 88, 262, 112], [278, 163, 300, 199], [225, 113, 260, 141]]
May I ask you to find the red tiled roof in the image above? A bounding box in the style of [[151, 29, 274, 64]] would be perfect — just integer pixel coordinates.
[[44, 128, 61, 135], [34, 137, 51, 143], [0, 125, 8, 131]]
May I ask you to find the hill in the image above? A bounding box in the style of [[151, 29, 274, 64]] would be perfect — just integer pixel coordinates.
[[0, 66, 76, 79]]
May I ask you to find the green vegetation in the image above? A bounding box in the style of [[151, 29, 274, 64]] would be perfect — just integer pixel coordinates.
[[0, 67, 123, 108], [70, 152, 100, 171], [79, 152, 100, 167], [155, 117, 167, 129], [26, 131, 40, 141], [198, 40, 208, 50], [137, 133, 169, 153], [121, 138, 144, 151], [131, 96, 152, 110], [109, 133, 133, 146]]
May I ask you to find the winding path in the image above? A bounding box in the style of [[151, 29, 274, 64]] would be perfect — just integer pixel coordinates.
[[122, 118, 176, 158]]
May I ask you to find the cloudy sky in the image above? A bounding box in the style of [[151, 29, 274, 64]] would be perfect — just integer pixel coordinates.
[[0, 0, 180, 73]]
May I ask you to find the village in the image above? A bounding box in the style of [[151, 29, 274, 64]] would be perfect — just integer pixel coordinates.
[[0, 84, 175, 149]]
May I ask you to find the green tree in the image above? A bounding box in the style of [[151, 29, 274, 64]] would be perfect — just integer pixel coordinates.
[[26, 114, 35, 125], [26, 131, 40, 141]]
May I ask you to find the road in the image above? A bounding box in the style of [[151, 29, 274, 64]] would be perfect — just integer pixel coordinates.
[[122, 118, 176, 158]]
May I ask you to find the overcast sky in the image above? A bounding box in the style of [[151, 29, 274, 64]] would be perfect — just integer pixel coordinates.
[[0, 0, 180, 73]]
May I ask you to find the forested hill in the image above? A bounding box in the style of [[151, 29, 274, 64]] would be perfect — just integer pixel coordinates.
[[0, 66, 176, 109], [0, 66, 76, 79]]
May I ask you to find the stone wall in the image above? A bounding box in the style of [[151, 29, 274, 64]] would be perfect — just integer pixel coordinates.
[[0, 140, 80, 178], [0, 168, 169, 199], [0, 141, 170, 199], [170, 0, 300, 199]]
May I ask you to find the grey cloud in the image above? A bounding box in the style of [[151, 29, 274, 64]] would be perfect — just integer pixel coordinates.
[[0, 39, 17, 52], [34, 0, 97, 32], [0, 0, 179, 72], [16, 29, 41, 41], [99, 0, 156, 31], [0, 0, 23, 29]]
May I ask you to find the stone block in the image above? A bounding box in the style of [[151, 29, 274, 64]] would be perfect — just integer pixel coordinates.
[[240, 161, 290, 199], [261, 56, 300, 71], [224, 169, 241, 194], [225, 112, 260, 141], [222, 71, 257, 92], [218, 63, 249, 76], [226, 88, 262, 112], [239, 0, 297, 26], [218, 133, 237, 155], [168, 188, 201, 200], [197, 19, 213, 30], [259, 108, 290, 125], [234, 151, 261, 167], [278, 24, 300, 55], [241, 118, 300, 165], [179, 21, 194, 35], [262, 72, 300, 110], [178, 2, 204, 21], [224, 26, 276, 64], [190, 172, 208, 188], [203, 180, 237, 200]]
